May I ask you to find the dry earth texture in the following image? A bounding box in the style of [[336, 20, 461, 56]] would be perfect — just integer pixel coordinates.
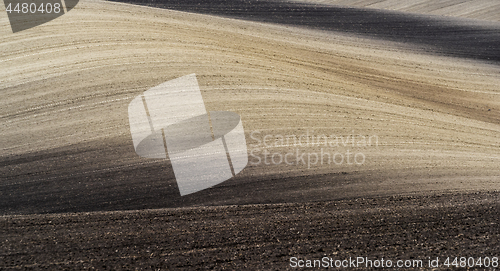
[[0, 0, 499, 269]]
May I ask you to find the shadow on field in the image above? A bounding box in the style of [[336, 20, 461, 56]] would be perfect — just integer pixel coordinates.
[[109, 0, 500, 63]]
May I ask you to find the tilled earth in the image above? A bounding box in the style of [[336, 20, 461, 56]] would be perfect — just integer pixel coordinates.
[[2, 192, 499, 270], [1, 0, 499, 269]]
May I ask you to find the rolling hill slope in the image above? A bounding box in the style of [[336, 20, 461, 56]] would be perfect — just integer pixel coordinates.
[[0, 0, 499, 268]]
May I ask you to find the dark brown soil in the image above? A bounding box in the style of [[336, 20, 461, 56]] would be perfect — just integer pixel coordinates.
[[2, 192, 499, 270]]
